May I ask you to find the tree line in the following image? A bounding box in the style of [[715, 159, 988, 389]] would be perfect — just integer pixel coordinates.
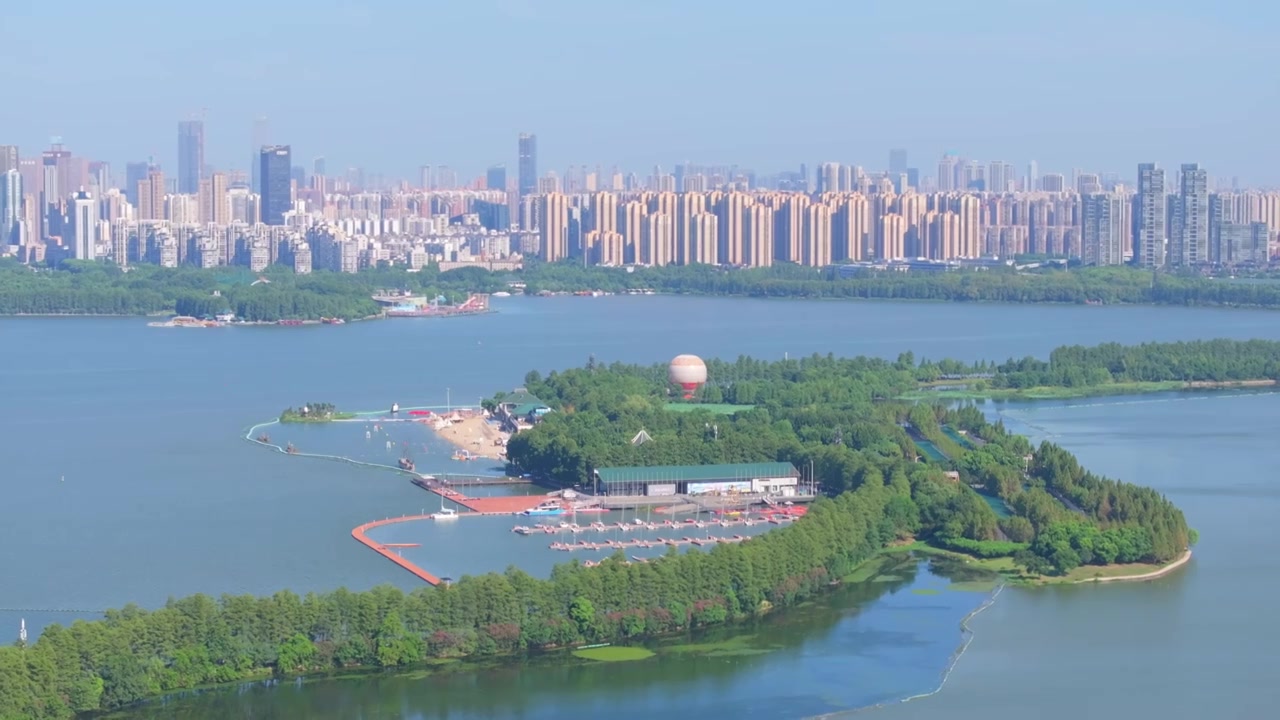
[[0, 477, 908, 718], [8, 258, 1280, 318], [993, 339, 1280, 388]]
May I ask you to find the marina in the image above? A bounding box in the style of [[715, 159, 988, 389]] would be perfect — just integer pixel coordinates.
[[548, 535, 751, 551]]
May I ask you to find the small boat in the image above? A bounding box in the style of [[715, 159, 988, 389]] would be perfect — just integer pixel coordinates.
[[633, 517, 646, 525], [432, 508, 458, 520], [523, 501, 564, 517], [285, 443, 297, 454], [398, 457, 415, 471], [391, 403, 400, 413], [256, 434, 270, 443]]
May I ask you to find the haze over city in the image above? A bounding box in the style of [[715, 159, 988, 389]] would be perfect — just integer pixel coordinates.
[[4, 0, 1278, 183]]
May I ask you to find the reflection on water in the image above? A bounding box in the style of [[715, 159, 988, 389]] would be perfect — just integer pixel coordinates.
[[104, 558, 999, 720]]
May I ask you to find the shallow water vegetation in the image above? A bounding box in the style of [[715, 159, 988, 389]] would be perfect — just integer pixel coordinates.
[[572, 646, 656, 662]]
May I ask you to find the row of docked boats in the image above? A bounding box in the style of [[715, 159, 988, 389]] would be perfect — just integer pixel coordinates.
[[550, 535, 749, 551], [511, 514, 793, 536]]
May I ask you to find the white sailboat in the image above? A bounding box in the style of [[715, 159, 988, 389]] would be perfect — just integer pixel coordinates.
[[432, 492, 458, 520]]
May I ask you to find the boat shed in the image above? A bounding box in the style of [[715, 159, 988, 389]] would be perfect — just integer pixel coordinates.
[[593, 462, 800, 497]]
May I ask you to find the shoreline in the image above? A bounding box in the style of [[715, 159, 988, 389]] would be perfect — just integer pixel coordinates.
[[904, 379, 1278, 402], [1070, 548, 1193, 584]]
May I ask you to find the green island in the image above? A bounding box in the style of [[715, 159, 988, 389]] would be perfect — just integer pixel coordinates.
[[0, 341, 1209, 719], [278, 403, 354, 423], [7, 257, 1280, 319]]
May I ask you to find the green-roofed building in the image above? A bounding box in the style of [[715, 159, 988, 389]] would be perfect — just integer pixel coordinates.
[[593, 462, 800, 497], [496, 388, 552, 432]]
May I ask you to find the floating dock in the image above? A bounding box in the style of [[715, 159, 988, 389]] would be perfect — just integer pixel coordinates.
[[351, 515, 442, 585], [412, 478, 553, 514]]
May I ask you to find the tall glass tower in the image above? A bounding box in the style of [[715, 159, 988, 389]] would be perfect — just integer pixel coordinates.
[[259, 145, 292, 226], [518, 133, 537, 197], [177, 120, 204, 194]]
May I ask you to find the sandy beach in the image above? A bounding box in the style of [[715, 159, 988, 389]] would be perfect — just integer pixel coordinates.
[[434, 414, 509, 461]]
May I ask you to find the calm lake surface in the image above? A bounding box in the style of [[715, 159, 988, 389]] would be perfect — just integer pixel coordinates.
[[3, 295, 1279, 718]]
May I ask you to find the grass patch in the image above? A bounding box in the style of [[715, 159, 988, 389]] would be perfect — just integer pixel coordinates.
[[1045, 561, 1169, 584], [663, 403, 756, 415], [911, 588, 941, 596], [572, 646, 656, 662], [947, 580, 998, 593], [842, 554, 899, 583]]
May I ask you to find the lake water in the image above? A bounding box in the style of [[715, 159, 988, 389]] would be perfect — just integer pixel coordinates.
[[4, 295, 1279, 718]]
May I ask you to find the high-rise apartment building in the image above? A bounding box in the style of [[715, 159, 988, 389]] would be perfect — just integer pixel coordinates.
[[1136, 163, 1167, 267], [137, 168, 166, 220], [538, 191, 567, 261], [937, 155, 957, 192], [71, 189, 98, 260], [260, 145, 292, 225], [518, 133, 537, 197], [1171, 163, 1208, 266], [1039, 174, 1066, 193], [987, 161, 1008, 194], [177, 120, 204, 194], [1081, 193, 1126, 266]]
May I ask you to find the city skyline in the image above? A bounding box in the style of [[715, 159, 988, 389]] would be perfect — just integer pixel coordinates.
[[3, 1, 1277, 182]]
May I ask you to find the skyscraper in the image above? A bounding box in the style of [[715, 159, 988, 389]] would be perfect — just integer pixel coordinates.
[[1136, 163, 1167, 267], [1081, 193, 1126, 266], [313, 157, 326, 177], [125, 162, 149, 206], [259, 145, 292, 225], [1172, 163, 1208, 266], [486, 165, 507, 191], [71, 189, 98, 260], [1, 169, 21, 245], [250, 117, 269, 193], [0, 145, 17, 174], [518, 133, 537, 197], [889, 149, 908, 175], [177, 120, 204, 194]]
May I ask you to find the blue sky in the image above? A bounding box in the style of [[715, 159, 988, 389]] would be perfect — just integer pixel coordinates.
[[3, 0, 1276, 184]]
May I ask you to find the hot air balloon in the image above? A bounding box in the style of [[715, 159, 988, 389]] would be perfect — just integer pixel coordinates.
[[669, 354, 708, 399]]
